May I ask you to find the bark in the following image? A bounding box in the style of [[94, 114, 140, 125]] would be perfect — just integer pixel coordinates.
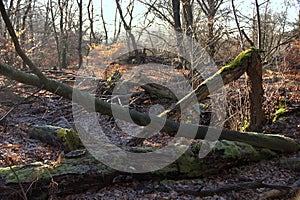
[[20, 0, 32, 69], [0, 59, 299, 153], [87, 0, 96, 44], [245, 48, 264, 132]]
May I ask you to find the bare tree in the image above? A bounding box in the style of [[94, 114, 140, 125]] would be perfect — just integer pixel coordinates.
[[87, 0, 96, 44], [112, 5, 122, 43], [115, 0, 142, 63], [181, 0, 194, 37], [76, 0, 83, 68], [196, 0, 224, 57], [100, 0, 108, 45], [20, 0, 32, 68], [231, 0, 244, 50], [50, 0, 61, 68], [58, 0, 68, 69]]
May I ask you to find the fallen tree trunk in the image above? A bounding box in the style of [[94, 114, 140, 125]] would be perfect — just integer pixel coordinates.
[[0, 139, 278, 199], [0, 61, 298, 153], [158, 49, 253, 117]]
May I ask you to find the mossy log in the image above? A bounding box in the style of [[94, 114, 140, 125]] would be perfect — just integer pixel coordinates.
[[158, 49, 254, 117], [27, 125, 83, 152], [139, 49, 254, 107], [0, 140, 277, 199], [0, 51, 299, 153]]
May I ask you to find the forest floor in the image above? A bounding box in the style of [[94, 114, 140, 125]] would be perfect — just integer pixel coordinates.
[[0, 60, 299, 199]]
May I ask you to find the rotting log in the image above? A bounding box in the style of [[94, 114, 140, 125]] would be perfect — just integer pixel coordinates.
[[0, 139, 278, 199], [0, 51, 299, 153]]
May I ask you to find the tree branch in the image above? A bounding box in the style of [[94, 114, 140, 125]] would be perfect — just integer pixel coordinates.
[[0, 0, 47, 82]]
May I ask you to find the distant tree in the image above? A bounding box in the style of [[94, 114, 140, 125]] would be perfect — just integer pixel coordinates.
[[76, 0, 83, 69], [115, 0, 142, 63], [58, 0, 68, 69], [196, 0, 224, 58], [100, 0, 108, 45]]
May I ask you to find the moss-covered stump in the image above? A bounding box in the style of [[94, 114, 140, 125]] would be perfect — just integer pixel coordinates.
[[0, 139, 278, 199]]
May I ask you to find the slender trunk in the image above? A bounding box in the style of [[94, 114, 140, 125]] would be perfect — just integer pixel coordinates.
[[21, 0, 32, 69], [59, 0, 67, 69], [77, 0, 83, 69], [100, 0, 108, 45], [172, 0, 184, 55], [207, 17, 215, 57], [50, 0, 61, 68], [231, 0, 244, 50], [181, 0, 193, 37], [255, 0, 261, 49], [87, 0, 96, 44]]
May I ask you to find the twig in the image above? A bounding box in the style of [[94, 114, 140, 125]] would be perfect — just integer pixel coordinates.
[[175, 179, 295, 197], [9, 166, 27, 200], [231, 0, 244, 50], [241, 29, 255, 47]]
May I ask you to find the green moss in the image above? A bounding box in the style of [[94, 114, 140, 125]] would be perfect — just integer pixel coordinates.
[[155, 166, 178, 176], [273, 107, 288, 122], [0, 154, 113, 184], [176, 148, 204, 177], [258, 148, 277, 158], [213, 140, 241, 159], [56, 127, 83, 151], [212, 140, 262, 159], [241, 120, 250, 132], [0, 162, 47, 183], [272, 98, 288, 122], [217, 49, 252, 74]]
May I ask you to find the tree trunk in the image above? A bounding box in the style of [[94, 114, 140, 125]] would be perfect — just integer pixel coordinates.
[[172, 0, 184, 56], [245, 48, 264, 132], [76, 0, 83, 69], [181, 0, 194, 37]]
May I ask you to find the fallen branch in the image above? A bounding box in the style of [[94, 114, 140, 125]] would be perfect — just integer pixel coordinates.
[[158, 49, 253, 117], [0, 62, 299, 153], [175, 179, 297, 198]]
